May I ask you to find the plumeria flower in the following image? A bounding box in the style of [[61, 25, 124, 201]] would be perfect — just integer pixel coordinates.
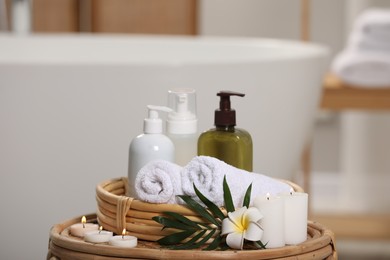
[[221, 206, 264, 250]]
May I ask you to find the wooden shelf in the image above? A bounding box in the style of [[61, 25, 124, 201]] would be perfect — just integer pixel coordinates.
[[321, 73, 390, 110], [313, 74, 390, 241]]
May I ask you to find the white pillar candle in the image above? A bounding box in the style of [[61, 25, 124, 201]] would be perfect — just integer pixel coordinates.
[[84, 226, 113, 243], [109, 229, 137, 248], [253, 193, 285, 248], [70, 216, 99, 238], [279, 190, 308, 245]]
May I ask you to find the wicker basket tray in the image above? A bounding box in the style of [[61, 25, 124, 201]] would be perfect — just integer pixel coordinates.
[[95, 177, 304, 241], [47, 214, 337, 260]]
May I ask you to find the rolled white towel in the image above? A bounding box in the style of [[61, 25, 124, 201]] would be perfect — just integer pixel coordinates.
[[348, 31, 390, 53], [353, 8, 390, 43], [181, 156, 292, 207], [135, 160, 183, 204], [331, 49, 390, 87]]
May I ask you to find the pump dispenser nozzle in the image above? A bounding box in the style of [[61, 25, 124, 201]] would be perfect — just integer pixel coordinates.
[[215, 91, 245, 127], [144, 105, 172, 134], [167, 88, 197, 135]]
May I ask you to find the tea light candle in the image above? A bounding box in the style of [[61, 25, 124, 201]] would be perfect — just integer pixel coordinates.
[[253, 193, 285, 248], [84, 226, 113, 243], [109, 229, 137, 248], [279, 189, 308, 245], [70, 216, 99, 238]]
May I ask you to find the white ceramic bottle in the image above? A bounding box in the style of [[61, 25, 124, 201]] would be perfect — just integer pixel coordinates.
[[166, 88, 198, 166], [127, 105, 175, 198]]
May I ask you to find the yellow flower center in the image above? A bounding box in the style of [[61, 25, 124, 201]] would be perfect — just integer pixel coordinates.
[[235, 214, 249, 233]]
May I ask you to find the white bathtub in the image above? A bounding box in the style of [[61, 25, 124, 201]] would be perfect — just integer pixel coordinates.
[[0, 34, 328, 259]]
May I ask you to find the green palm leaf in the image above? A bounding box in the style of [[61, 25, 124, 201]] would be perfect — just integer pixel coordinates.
[[223, 175, 235, 212], [195, 229, 217, 248], [152, 216, 196, 231], [157, 230, 196, 245], [242, 183, 253, 208], [255, 240, 268, 249], [203, 232, 222, 251], [162, 211, 203, 229], [193, 183, 226, 221], [178, 229, 217, 250], [170, 229, 207, 250], [177, 195, 220, 226]]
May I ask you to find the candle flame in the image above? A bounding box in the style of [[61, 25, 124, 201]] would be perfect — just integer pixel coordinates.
[[81, 216, 86, 228], [290, 188, 294, 195], [122, 228, 126, 239], [266, 193, 270, 200], [99, 226, 103, 234]]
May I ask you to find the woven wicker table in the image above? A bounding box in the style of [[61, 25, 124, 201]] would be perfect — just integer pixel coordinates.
[[47, 213, 337, 260]]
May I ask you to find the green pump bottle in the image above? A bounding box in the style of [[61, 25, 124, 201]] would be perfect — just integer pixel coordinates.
[[197, 91, 253, 171]]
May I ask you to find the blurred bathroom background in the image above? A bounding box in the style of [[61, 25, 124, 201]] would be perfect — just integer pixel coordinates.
[[1, 0, 390, 259]]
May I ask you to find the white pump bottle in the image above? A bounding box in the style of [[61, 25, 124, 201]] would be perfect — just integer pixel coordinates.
[[127, 105, 175, 198], [167, 88, 198, 166]]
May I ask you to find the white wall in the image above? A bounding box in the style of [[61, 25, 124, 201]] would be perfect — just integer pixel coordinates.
[[338, 0, 390, 213], [199, 0, 301, 39], [199, 0, 346, 173], [200, 0, 390, 214], [199, 0, 345, 59]]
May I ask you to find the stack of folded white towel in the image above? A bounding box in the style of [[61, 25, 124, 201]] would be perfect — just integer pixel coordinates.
[[134, 156, 291, 207], [331, 8, 390, 87]]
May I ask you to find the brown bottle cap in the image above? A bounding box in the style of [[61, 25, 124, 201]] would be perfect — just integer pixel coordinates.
[[214, 91, 245, 126]]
